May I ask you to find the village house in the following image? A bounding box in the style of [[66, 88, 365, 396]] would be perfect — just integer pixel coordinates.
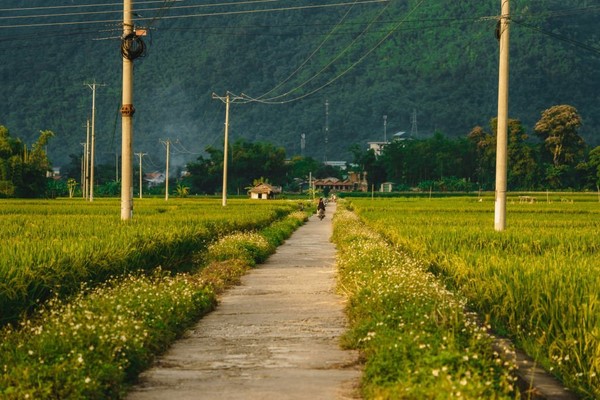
[[248, 183, 282, 200], [312, 171, 368, 193]]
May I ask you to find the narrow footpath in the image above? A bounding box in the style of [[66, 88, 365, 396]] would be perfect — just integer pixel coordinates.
[[127, 203, 362, 400]]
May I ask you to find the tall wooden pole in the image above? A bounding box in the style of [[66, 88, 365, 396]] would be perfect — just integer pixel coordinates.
[[121, 0, 134, 220], [495, 0, 510, 231]]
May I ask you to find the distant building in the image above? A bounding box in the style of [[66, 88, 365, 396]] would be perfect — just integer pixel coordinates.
[[144, 171, 165, 187], [380, 182, 394, 192], [47, 167, 61, 180], [367, 141, 388, 156], [323, 160, 348, 170], [248, 183, 282, 200], [313, 171, 368, 193], [368, 131, 409, 156]]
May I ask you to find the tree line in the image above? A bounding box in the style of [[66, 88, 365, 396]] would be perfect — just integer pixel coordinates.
[[355, 105, 600, 192], [1, 104, 599, 198]]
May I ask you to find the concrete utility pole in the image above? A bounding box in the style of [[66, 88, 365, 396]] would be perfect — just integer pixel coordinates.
[[80, 142, 87, 199], [85, 82, 105, 202], [495, 0, 510, 231], [121, 0, 135, 220], [212, 92, 243, 207], [135, 152, 146, 199], [383, 115, 387, 142], [324, 99, 329, 162], [160, 139, 170, 201], [84, 120, 90, 199]]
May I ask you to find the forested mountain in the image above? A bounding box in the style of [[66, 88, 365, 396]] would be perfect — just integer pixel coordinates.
[[1, 0, 599, 169]]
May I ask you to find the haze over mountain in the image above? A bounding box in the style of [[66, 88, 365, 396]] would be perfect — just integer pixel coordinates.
[[1, 0, 598, 169]]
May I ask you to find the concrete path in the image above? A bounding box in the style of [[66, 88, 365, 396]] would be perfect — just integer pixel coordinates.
[[127, 203, 362, 400]]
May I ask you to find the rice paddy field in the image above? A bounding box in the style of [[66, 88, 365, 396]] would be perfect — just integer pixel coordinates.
[[0, 197, 309, 398], [0, 197, 300, 325], [343, 193, 599, 399]]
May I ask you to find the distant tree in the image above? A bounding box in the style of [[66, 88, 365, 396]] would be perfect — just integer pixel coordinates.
[[469, 118, 540, 190], [534, 105, 586, 188], [229, 139, 287, 194], [349, 145, 386, 190], [185, 146, 222, 194], [185, 139, 288, 195], [586, 146, 600, 190], [467, 125, 495, 189], [286, 155, 321, 182], [0, 125, 53, 198], [534, 105, 585, 167]]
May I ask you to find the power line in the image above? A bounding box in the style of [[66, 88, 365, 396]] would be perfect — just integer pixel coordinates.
[[512, 19, 600, 56], [0, 1, 181, 13], [245, 0, 392, 102], [0, 0, 388, 29], [241, 0, 426, 104], [254, 0, 361, 100]]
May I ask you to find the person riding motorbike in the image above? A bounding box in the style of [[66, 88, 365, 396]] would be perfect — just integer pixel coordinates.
[[317, 198, 326, 220]]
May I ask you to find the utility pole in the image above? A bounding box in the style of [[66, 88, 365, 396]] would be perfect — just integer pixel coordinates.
[[80, 142, 87, 199], [383, 115, 387, 142], [121, 0, 135, 220], [324, 99, 329, 162], [85, 82, 105, 202], [135, 152, 146, 199], [212, 92, 243, 207], [115, 153, 119, 182], [495, 0, 510, 231], [84, 119, 90, 199], [160, 139, 170, 201], [411, 109, 418, 138]]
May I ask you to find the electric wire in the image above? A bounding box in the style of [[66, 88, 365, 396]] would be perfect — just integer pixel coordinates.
[[170, 140, 205, 155], [0, 0, 388, 29], [242, 0, 392, 103], [241, 0, 426, 104], [254, 0, 360, 100], [512, 19, 600, 56], [0, 1, 182, 13]]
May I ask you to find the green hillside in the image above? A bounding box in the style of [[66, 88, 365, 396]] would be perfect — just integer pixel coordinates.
[[0, 0, 598, 168]]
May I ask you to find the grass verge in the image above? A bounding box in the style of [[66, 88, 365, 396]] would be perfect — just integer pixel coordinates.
[[332, 206, 519, 399]]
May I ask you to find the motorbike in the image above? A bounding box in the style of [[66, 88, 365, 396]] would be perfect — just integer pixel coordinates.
[[317, 208, 326, 220]]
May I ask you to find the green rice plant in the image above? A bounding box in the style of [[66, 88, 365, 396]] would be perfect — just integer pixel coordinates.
[[0, 270, 216, 399], [347, 195, 599, 398], [0, 207, 309, 399], [0, 198, 300, 325], [332, 207, 518, 399]]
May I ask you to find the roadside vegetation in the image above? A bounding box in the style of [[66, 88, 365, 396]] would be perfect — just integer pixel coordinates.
[[345, 195, 599, 399], [333, 206, 519, 399], [0, 198, 309, 398]]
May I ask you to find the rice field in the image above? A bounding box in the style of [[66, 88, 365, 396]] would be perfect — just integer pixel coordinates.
[[0, 197, 309, 398], [345, 194, 599, 398], [0, 198, 300, 325]]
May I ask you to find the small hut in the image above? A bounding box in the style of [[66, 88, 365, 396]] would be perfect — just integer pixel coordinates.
[[248, 183, 281, 200]]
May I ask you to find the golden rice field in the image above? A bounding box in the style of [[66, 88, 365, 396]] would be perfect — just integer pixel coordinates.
[[0, 197, 300, 325], [346, 193, 599, 399]]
